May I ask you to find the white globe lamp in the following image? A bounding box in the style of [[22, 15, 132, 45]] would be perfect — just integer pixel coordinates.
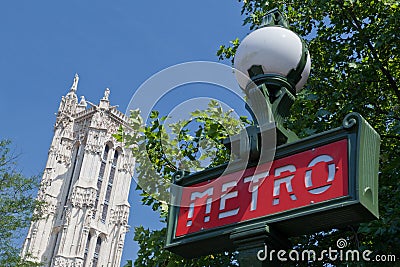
[[234, 26, 311, 93], [234, 9, 311, 145]]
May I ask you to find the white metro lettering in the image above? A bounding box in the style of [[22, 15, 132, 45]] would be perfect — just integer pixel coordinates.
[[243, 170, 269, 211], [273, 165, 297, 205], [185, 154, 338, 225], [219, 181, 239, 219], [187, 188, 213, 226], [305, 155, 336, 194]]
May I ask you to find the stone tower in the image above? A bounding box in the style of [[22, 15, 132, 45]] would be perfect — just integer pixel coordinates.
[[22, 74, 134, 267]]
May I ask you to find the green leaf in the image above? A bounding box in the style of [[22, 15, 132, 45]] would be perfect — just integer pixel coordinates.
[[150, 110, 159, 119]]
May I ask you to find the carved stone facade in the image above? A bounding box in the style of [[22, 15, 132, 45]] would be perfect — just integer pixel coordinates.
[[70, 186, 97, 208], [22, 75, 134, 267]]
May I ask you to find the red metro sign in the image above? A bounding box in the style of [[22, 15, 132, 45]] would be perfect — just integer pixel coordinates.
[[166, 113, 380, 259], [175, 139, 348, 237]]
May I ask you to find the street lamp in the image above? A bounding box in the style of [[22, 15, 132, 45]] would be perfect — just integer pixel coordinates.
[[234, 8, 311, 145]]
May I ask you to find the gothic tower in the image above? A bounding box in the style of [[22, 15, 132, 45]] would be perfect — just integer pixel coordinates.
[[22, 74, 134, 267]]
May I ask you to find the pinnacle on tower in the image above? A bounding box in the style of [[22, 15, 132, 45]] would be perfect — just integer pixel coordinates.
[[76, 96, 87, 113], [65, 73, 79, 102], [99, 88, 111, 109], [79, 96, 87, 106], [103, 88, 110, 101], [70, 73, 79, 93], [58, 73, 79, 117]]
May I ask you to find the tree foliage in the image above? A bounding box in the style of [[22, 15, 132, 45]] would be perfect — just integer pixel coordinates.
[[116, 101, 246, 266], [0, 139, 43, 266], [123, 0, 400, 265]]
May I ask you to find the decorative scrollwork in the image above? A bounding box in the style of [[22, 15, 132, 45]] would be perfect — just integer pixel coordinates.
[[343, 112, 361, 129]]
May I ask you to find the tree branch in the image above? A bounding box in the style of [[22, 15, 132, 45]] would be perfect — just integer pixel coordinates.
[[337, 0, 400, 100], [381, 134, 400, 141]]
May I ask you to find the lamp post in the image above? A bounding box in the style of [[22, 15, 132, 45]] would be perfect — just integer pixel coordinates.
[[234, 8, 311, 146], [229, 9, 311, 266]]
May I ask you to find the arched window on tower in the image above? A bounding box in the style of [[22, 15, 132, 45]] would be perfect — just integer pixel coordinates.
[[83, 232, 91, 266], [93, 145, 109, 219], [92, 236, 102, 267], [62, 145, 80, 209], [101, 150, 119, 223]]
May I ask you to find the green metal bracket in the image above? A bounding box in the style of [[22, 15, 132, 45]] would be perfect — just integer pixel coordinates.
[[259, 8, 289, 28]]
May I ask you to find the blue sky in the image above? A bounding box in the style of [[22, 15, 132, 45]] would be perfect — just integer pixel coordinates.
[[0, 0, 250, 265]]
